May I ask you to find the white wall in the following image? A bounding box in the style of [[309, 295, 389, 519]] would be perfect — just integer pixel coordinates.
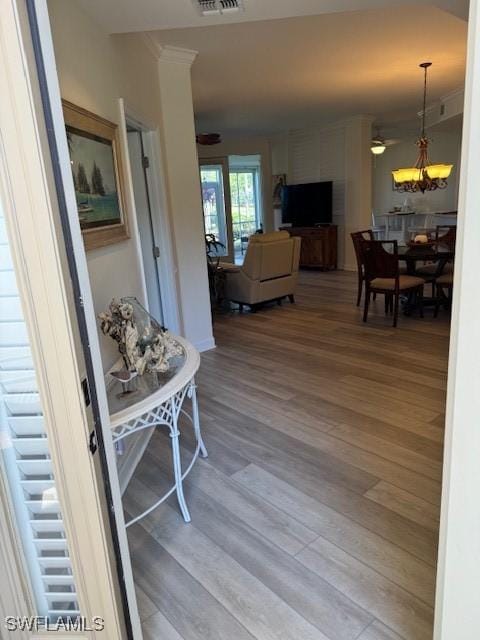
[[48, 0, 145, 370], [288, 123, 347, 266], [198, 136, 274, 231], [271, 117, 372, 270], [47, 0, 213, 369], [270, 132, 289, 229], [434, 1, 480, 636], [155, 47, 214, 352], [373, 130, 462, 214]]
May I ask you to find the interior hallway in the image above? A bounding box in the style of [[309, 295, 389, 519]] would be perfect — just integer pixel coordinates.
[[124, 270, 448, 640]]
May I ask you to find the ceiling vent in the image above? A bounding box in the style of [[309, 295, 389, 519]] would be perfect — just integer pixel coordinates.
[[193, 0, 244, 16]]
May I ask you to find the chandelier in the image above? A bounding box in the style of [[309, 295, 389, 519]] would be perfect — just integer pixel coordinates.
[[392, 62, 453, 193]]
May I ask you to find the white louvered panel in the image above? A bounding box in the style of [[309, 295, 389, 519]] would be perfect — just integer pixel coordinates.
[[17, 459, 51, 475], [4, 392, 42, 415], [34, 539, 69, 553], [8, 416, 45, 436], [30, 519, 65, 534], [0, 244, 13, 270], [25, 499, 61, 516], [0, 206, 80, 620], [0, 370, 38, 393], [0, 296, 23, 321], [21, 480, 55, 495], [45, 593, 78, 607], [38, 557, 73, 572], [0, 320, 29, 345], [12, 437, 49, 456], [0, 217, 7, 244], [48, 610, 81, 618], [42, 574, 75, 586], [0, 346, 34, 370]]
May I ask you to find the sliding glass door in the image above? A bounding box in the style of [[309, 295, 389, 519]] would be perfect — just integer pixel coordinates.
[[199, 158, 234, 262], [229, 167, 262, 261], [199, 157, 263, 264]]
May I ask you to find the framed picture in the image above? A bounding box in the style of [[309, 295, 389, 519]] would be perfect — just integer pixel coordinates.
[[272, 174, 286, 207], [62, 100, 129, 251]]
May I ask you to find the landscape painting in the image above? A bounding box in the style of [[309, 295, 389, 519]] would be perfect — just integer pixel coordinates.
[[62, 100, 129, 250], [67, 128, 121, 230]]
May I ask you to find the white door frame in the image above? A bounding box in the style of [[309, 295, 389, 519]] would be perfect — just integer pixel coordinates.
[[434, 0, 480, 637], [199, 156, 235, 262], [0, 0, 133, 637], [122, 104, 182, 334]]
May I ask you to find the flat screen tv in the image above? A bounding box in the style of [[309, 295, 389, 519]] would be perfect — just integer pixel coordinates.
[[281, 181, 333, 226]]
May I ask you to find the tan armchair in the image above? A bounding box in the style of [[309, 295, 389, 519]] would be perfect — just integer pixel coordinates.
[[219, 231, 301, 311]]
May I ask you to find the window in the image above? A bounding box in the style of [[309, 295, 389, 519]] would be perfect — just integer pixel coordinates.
[[229, 168, 261, 260], [200, 165, 229, 256]]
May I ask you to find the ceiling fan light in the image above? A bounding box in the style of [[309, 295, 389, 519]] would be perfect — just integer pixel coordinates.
[[371, 144, 386, 155]]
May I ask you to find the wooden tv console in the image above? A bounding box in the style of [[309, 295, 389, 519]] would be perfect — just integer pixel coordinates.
[[281, 225, 337, 270]]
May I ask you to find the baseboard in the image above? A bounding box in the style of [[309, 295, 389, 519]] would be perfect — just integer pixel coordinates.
[[343, 263, 357, 272], [195, 336, 216, 352]]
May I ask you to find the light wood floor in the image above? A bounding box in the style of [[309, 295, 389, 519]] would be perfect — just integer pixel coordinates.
[[125, 270, 449, 640]]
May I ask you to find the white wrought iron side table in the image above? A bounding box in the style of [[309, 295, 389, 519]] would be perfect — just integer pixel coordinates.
[[108, 336, 207, 526]]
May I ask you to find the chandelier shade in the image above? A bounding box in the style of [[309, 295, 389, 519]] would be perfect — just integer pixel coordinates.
[[392, 63, 453, 193]]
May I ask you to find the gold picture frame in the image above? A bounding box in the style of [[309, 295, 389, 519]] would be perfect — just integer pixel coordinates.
[[62, 100, 129, 251]]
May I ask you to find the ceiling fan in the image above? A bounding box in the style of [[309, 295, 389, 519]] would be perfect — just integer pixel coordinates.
[[196, 133, 221, 145], [371, 130, 401, 155]]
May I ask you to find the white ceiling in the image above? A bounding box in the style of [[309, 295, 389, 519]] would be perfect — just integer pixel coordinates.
[[76, 0, 469, 33], [74, 0, 468, 136], [148, 5, 467, 134]]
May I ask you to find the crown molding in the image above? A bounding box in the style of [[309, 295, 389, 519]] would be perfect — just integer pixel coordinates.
[[141, 35, 198, 66]]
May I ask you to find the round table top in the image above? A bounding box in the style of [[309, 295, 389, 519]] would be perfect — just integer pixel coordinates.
[[397, 243, 454, 261], [108, 335, 200, 429]]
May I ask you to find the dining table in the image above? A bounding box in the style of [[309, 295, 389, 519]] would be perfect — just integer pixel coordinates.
[[398, 242, 454, 276], [397, 242, 454, 313]]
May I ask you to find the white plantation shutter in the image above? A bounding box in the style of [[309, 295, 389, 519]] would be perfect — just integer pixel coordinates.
[[0, 208, 80, 620]]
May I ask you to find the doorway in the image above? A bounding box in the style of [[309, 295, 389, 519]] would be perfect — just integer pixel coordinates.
[[229, 154, 263, 263], [126, 126, 163, 325], [200, 157, 234, 262], [200, 155, 264, 265]]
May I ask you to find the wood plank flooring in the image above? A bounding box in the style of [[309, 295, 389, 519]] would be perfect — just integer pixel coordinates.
[[125, 270, 449, 640]]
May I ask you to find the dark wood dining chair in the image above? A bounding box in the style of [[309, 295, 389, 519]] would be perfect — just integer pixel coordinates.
[[435, 272, 454, 314], [361, 240, 426, 327], [415, 224, 456, 287], [435, 224, 457, 250], [351, 229, 374, 306], [433, 226, 455, 313]]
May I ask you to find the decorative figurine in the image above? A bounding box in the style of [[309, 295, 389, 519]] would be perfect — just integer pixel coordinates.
[[99, 298, 184, 378]]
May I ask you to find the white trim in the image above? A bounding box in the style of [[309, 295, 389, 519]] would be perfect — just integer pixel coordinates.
[[158, 44, 198, 66], [123, 103, 183, 334], [17, 0, 140, 636], [0, 468, 31, 640], [194, 337, 216, 352], [0, 1, 131, 637], [141, 129, 183, 333], [434, 0, 480, 637], [118, 98, 149, 309], [141, 35, 198, 66]]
